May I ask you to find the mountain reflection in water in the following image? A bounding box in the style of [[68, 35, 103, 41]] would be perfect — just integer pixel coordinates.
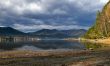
[[0, 39, 105, 51]]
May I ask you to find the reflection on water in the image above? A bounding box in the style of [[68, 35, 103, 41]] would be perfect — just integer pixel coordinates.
[[0, 40, 85, 51], [0, 40, 108, 51], [82, 42, 109, 50], [16, 45, 42, 51]]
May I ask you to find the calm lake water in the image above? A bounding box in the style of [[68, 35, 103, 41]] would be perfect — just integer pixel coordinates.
[[0, 40, 104, 51]]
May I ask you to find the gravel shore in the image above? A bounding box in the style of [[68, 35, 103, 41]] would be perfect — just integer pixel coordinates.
[[0, 48, 109, 66]]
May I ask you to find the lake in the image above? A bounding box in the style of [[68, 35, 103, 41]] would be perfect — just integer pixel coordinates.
[[0, 40, 104, 51]]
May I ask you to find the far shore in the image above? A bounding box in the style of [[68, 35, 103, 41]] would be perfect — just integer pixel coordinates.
[[65, 37, 110, 45], [80, 38, 110, 45]]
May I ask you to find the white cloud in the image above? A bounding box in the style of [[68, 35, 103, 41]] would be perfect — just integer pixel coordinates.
[[68, 0, 109, 12], [0, 0, 109, 15], [52, 8, 67, 15], [0, 0, 45, 15], [100, 0, 109, 4], [28, 3, 43, 12], [0, 0, 109, 32]]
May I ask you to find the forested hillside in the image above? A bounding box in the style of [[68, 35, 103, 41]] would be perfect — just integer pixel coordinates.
[[84, 1, 110, 39]]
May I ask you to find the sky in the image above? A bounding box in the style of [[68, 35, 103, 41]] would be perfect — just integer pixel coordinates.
[[0, 0, 109, 32]]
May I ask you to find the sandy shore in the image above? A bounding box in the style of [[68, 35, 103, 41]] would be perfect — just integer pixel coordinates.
[[81, 38, 110, 45], [65, 37, 110, 45], [0, 50, 90, 58]]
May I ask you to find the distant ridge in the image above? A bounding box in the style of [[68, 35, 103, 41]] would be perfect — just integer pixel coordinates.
[[0, 27, 25, 36], [0, 27, 86, 38], [30, 29, 87, 38]]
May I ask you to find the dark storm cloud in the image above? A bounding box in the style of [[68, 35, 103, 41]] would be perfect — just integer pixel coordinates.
[[0, 0, 109, 32]]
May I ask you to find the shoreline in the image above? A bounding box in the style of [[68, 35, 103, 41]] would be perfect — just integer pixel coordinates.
[[65, 37, 110, 45], [0, 49, 109, 66], [80, 38, 110, 45], [0, 50, 91, 58]]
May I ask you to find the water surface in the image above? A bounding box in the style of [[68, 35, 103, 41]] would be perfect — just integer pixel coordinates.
[[0, 40, 105, 51]]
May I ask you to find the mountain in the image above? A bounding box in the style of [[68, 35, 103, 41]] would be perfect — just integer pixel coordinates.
[[32, 29, 60, 35], [84, 1, 110, 39], [62, 29, 87, 37], [30, 29, 87, 38], [0, 27, 25, 36], [0, 27, 86, 38]]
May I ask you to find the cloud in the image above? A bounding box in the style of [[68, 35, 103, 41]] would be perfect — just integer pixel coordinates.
[[0, 0, 45, 15], [0, 0, 108, 15], [0, 0, 109, 32], [67, 0, 109, 12]]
